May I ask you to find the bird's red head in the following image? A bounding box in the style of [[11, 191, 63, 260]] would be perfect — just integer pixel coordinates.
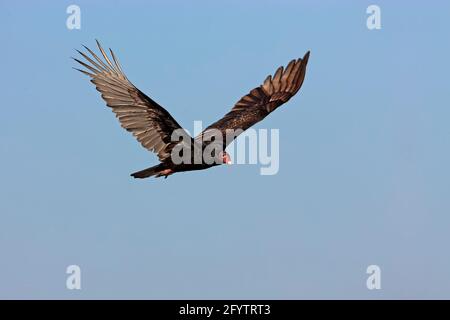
[[221, 151, 232, 165]]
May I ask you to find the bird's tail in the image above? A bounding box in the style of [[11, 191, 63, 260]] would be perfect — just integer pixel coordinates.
[[130, 164, 167, 179]]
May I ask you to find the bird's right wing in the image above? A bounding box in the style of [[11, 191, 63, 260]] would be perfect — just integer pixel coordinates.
[[196, 51, 309, 147], [73, 40, 191, 162]]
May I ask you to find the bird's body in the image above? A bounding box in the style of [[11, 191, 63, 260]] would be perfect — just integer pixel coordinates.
[[74, 41, 309, 179]]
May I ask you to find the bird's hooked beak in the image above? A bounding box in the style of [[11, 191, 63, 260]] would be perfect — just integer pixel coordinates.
[[223, 152, 232, 165]]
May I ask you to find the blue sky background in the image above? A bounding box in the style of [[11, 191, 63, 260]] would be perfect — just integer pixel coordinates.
[[1, 0, 450, 299]]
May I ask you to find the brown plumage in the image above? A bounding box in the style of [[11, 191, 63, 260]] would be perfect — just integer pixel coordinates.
[[74, 41, 310, 179]]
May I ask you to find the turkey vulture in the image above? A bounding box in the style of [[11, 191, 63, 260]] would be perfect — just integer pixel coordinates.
[[73, 41, 310, 178]]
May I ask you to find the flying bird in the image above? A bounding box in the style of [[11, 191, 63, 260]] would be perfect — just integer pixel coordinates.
[[73, 41, 309, 179]]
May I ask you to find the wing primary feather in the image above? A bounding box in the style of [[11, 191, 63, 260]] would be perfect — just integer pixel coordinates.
[[272, 66, 284, 91], [72, 67, 94, 77], [75, 50, 104, 73], [109, 48, 126, 78], [262, 75, 273, 95], [82, 45, 110, 72], [292, 52, 309, 94], [72, 57, 100, 75], [286, 59, 302, 92], [96, 40, 117, 75], [280, 59, 296, 91]]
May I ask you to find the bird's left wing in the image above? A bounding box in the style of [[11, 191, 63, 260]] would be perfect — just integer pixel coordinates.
[[73, 40, 191, 162], [196, 51, 310, 147]]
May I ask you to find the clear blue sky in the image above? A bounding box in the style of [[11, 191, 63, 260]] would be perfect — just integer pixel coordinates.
[[1, 0, 450, 299]]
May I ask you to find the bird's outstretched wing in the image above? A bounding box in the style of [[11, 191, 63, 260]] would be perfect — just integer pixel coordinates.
[[73, 40, 189, 162], [196, 51, 310, 147]]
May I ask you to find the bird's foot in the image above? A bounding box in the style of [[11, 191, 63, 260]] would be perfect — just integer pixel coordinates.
[[159, 168, 173, 179]]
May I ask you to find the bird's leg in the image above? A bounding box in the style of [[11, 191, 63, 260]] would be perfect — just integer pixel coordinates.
[[159, 168, 173, 179]]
